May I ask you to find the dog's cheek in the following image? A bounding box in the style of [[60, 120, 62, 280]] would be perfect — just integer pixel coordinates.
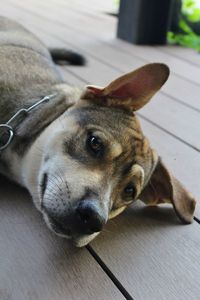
[[31, 190, 43, 211], [109, 206, 127, 219]]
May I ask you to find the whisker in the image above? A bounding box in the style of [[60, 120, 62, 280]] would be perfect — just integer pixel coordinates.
[[55, 167, 71, 200], [48, 174, 62, 193], [58, 166, 70, 188]]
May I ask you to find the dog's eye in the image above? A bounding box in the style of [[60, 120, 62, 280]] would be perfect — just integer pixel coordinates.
[[124, 183, 136, 198], [86, 134, 104, 158]]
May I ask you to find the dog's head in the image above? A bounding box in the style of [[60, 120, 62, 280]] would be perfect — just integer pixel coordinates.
[[37, 63, 196, 246]]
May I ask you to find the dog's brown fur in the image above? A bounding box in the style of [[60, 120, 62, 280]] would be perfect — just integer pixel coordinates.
[[0, 17, 196, 247]]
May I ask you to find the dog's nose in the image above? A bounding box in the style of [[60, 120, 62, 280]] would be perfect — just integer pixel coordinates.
[[76, 200, 106, 234]]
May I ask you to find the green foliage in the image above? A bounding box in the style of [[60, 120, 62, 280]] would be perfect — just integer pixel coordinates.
[[182, 0, 200, 21], [167, 0, 200, 51], [113, 0, 120, 6]]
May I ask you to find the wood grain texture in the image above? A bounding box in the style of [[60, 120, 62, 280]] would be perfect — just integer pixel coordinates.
[[15, 0, 200, 85], [158, 45, 200, 68], [0, 176, 123, 300], [91, 202, 200, 300]]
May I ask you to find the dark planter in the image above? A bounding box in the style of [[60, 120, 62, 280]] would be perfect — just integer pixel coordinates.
[[169, 0, 200, 35], [117, 0, 174, 45], [170, 0, 182, 32]]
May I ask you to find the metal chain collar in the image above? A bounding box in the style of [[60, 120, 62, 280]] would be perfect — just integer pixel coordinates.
[[0, 93, 57, 152]]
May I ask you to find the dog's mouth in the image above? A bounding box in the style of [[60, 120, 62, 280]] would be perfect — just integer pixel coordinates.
[[72, 232, 100, 247], [43, 213, 100, 247], [44, 214, 72, 238], [51, 219, 72, 237]]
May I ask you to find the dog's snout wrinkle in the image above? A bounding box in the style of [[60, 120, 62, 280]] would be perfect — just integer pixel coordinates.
[[80, 187, 98, 201], [40, 172, 48, 199]]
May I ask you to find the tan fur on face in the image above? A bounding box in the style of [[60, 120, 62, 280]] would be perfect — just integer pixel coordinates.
[[131, 164, 145, 197], [109, 206, 126, 219], [110, 142, 123, 158], [109, 163, 146, 218]]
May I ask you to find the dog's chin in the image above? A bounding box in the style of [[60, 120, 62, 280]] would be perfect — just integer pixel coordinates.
[[42, 213, 100, 247], [72, 232, 100, 248]]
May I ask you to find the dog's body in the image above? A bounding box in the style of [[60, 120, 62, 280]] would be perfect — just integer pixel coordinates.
[[0, 17, 196, 247], [0, 17, 81, 179]]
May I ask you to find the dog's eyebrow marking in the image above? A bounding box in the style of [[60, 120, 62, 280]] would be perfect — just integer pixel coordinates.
[[110, 142, 122, 159], [121, 160, 135, 176], [131, 164, 145, 191]]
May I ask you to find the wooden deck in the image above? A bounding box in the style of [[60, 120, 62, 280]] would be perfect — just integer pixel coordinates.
[[1, 0, 200, 299]]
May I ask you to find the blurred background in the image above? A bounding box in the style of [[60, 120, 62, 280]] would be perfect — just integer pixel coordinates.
[[117, 0, 200, 50]]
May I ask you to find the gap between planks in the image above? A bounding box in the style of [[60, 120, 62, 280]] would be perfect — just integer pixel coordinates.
[[86, 245, 134, 300]]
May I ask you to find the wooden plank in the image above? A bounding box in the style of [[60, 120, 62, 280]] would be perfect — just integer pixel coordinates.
[[58, 0, 117, 14], [0, 176, 123, 300], [161, 75, 200, 112], [13, 0, 200, 86], [140, 92, 200, 150], [5, 0, 200, 112], [140, 119, 200, 211], [110, 39, 200, 85], [158, 45, 200, 67], [91, 202, 200, 300], [48, 0, 118, 19], [19, 0, 116, 40]]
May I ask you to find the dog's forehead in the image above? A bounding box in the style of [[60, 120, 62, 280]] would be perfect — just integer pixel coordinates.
[[72, 105, 142, 139]]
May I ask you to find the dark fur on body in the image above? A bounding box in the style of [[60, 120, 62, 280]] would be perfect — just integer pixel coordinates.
[[0, 17, 81, 174]]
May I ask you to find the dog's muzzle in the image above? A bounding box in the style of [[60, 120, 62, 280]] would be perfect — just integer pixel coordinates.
[[44, 198, 107, 237]]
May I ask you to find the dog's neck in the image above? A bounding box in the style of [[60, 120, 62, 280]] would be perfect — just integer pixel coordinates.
[[8, 85, 82, 155], [0, 85, 83, 185]]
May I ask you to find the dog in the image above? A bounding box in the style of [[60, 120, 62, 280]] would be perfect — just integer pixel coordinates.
[[0, 17, 196, 247]]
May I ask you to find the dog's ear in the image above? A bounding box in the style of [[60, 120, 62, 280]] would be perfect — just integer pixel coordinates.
[[139, 159, 196, 224], [82, 63, 169, 111]]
